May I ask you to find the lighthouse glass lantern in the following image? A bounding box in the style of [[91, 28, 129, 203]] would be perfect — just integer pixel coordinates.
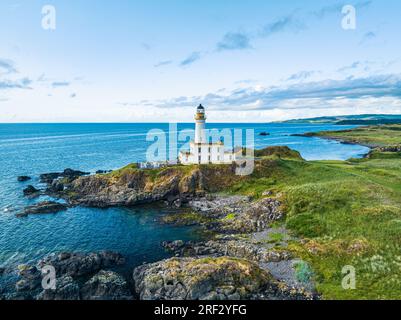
[[194, 105, 206, 143]]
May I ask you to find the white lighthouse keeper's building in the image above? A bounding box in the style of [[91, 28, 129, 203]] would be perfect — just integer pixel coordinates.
[[179, 105, 241, 165]]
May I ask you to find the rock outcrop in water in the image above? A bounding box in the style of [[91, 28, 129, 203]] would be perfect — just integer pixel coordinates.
[[36, 275, 80, 300], [40, 168, 89, 184], [37, 251, 125, 278], [23, 185, 40, 197], [2, 251, 129, 300], [18, 176, 31, 182], [16, 201, 68, 217], [81, 270, 133, 300]]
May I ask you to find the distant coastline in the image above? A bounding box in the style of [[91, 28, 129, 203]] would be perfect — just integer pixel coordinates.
[[276, 114, 401, 125]]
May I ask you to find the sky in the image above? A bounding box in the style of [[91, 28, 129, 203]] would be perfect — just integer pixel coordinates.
[[0, 0, 401, 123]]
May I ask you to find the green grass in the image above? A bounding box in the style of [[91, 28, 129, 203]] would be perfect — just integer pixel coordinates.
[[227, 125, 401, 299], [223, 213, 236, 221], [267, 232, 285, 243], [308, 124, 401, 147]]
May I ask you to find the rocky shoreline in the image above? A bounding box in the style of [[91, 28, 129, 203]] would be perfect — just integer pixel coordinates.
[[5, 147, 319, 300]]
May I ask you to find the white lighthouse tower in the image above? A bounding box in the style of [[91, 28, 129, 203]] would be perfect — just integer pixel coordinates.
[[194, 104, 207, 144], [178, 104, 241, 165]]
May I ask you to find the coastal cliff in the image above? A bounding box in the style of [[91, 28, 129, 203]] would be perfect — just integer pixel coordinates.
[[63, 163, 241, 207], [48, 146, 302, 208], [8, 131, 401, 300]]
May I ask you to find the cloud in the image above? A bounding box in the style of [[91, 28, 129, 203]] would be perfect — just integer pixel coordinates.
[[260, 14, 305, 37], [37, 73, 47, 82], [337, 61, 363, 73], [360, 31, 376, 44], [141, 42, 151, 51], [311, 1, 372, 19], [355, 0, 373, 10], [140, 74, 401, 112], [169, 1, 372, 69], [0, 59, 17, 75], [234, 79, 257, 85], [0, 77, 32, 90], [286, 70, 317, 81], [180, 52, 202, 67], [52, 81, 70, 88], [311, 3, 344, 19], [154, 60, 173, 68], [217, 32, 252, 51], [337, 60, 393, 74]]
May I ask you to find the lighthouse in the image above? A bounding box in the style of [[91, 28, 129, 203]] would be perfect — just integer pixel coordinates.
[[194, 104, 207, 144], [178, 104, 241, 165]]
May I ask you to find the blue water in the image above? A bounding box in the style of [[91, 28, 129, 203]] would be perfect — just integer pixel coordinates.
[[0, 123, 369, 272]]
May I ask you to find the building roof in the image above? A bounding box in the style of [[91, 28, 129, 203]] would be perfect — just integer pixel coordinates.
[[197, 104, 205, 110]]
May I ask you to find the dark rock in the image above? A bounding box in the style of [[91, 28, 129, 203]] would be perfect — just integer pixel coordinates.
[[81, 270, 133, 300], [185, 196, 283, 233], [58, 252, 71, 261], [37, 251, 125, 279], [3, 292, 34, 300], [205, 240, 291, 263], [188, 195, 251, 215], [15, 265, 42, 292], [40, 173, 62, 184], [259, 132, 270, 136], [50, 179, 65, 192], [23, 185, 40, 196], [224, 198, 284, 233], [18, 176, 31, 182], [377, 145, 401, 152], [172, 198, 182, 208], [0, 267, 5, 276], [162, 239, 291, 263], [96, 170, 112, 174], [162, 240, 216, 257], [161, 240, 185, 252], [133, 256, 272, 300], [17, 201, 68, 218], [61, 165, 237, 207], [40, 168, 89, 184], [36, 276, 80, 300]]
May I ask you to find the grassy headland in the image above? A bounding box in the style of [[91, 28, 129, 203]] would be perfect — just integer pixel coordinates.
[[230, 125, 401, 299], [298, 124, 401, 148], [279, 114, 401, 125], [99, 125, 401, 299]]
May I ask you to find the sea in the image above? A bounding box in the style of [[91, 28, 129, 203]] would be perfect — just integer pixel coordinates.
[[0, 123, 369, 274]]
